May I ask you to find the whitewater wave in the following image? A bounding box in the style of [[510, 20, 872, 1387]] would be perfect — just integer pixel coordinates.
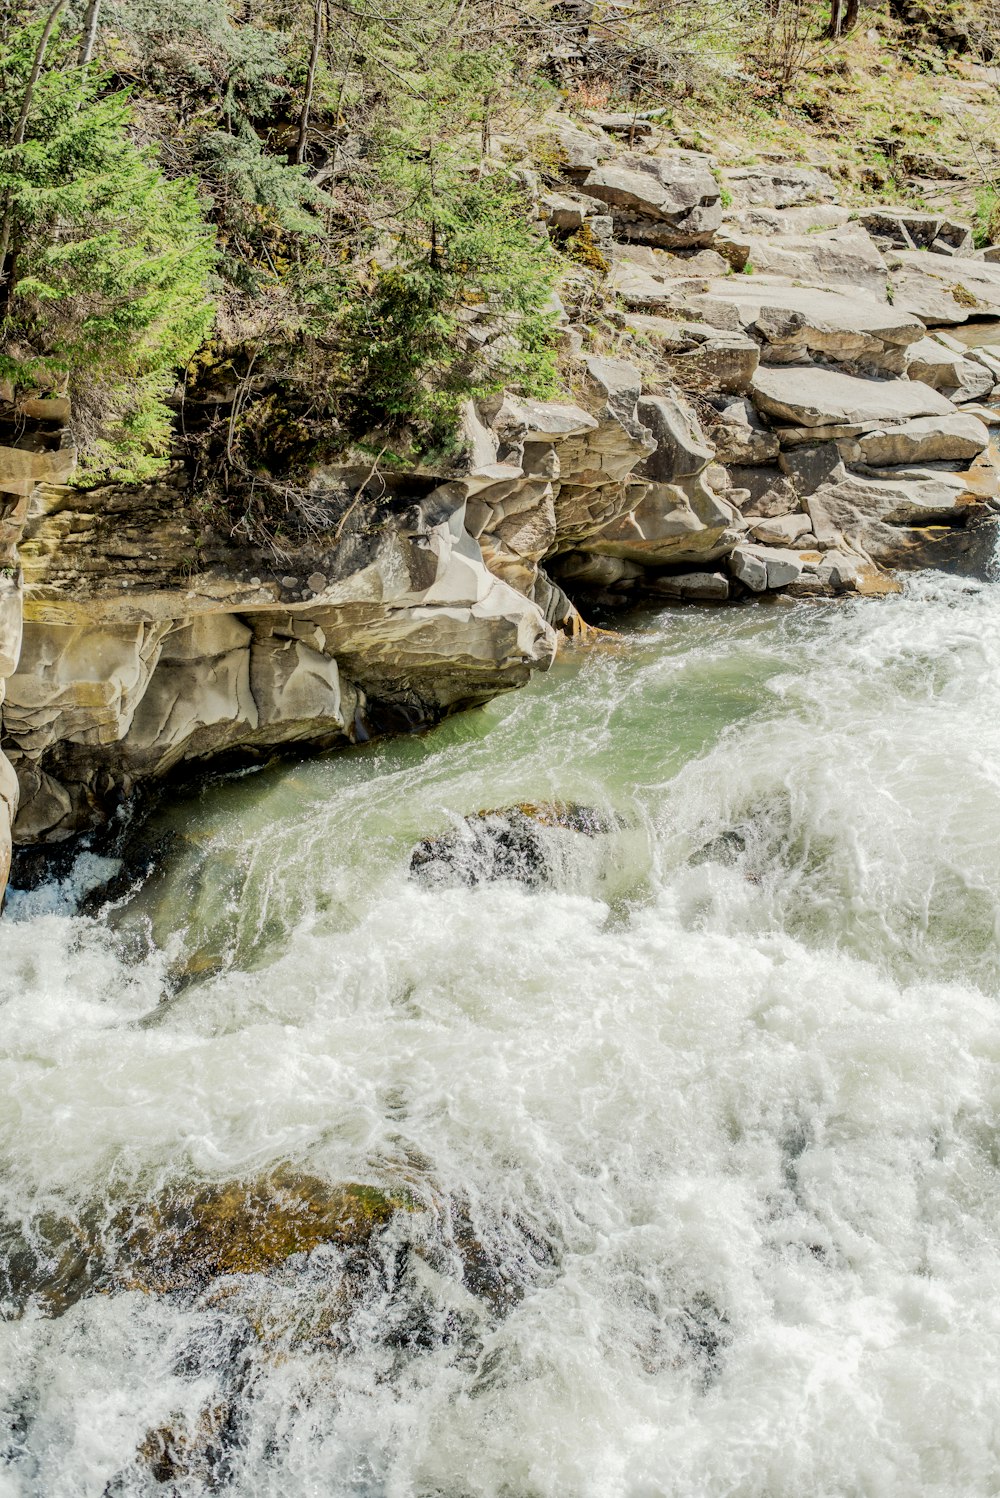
[[2, 576, 999, 1496]]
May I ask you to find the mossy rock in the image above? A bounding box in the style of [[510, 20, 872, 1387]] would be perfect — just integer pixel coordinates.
[[563, 224, 610, 275], [114, 1172, 416, 1294], [951, 282, 980, 309]]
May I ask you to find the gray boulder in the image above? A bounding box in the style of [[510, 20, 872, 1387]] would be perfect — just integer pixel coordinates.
[[750, 366, 956, 429], [650, 570, 730, 600], [579, 478, 744, 567], [808, 470, 976, 568], [708, 397, 780, 465], [635, 394, 714, 481], [583, 152, 722, 247], [855, 206, 973, 256], [905, 337, 995, 403], [887, 250, 1000, 324], [720, 164, 839, 210], [778, 442, 848, 495], [729, 544, 808, 591], [687, 280, 924, 376], [749, 513, 813, 546], [731, 466, 800, 518], [842, 413, 990, 466], [723, 227, 888, 299]]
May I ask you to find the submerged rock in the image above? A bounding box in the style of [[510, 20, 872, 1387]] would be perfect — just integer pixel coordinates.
[[113, 1173, 414, 1294], [137, 1403, 235, 1489], [409, 802, 619, 890], [0, 1172, 417, 1317]]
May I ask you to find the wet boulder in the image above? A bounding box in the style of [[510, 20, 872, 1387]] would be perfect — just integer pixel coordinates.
[[409, 802, 619, 890], [113, 1173, 415, 1294], [1, 1173, 417, 1317]]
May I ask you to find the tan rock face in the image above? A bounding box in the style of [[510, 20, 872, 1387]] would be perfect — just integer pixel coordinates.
[[577, 392, 745, 565], [5, 467, 561, 843], [0, 372, 663, 847], [0, 442, 68, 891]]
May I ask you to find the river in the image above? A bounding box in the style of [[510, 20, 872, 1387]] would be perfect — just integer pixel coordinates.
[[2, 573, 1000, 1496]]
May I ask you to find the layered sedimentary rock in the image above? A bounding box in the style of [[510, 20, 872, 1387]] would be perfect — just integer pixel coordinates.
[[6, 465, 556, 841]]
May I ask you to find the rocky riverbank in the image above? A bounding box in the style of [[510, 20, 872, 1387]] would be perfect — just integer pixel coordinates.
[[3, 114, 1000, 894]]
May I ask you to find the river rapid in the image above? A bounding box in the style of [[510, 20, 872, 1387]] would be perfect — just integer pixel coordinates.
[[2, 573, 1000, 1497]]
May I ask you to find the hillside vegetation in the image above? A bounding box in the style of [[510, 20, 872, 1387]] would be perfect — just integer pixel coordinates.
[[2, 0, 999, 494]]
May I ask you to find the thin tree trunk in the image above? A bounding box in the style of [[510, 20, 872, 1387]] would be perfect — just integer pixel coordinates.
[[78, 0, 101, 65], [843, 0, 861, 33], [827, 0, 844, 39], [0, 0, 67, 287], [295, 0, 323, 165]]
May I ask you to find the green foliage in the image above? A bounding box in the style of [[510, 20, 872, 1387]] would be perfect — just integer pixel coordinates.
[[197, 123, 324, 287], [339, 179, 560, 451], [0, 13, 216, 481], [974, 183, 1000, 249], [317, 14, 559, 450], [102, 0, 287, 117], [99, 0, 322, 281]]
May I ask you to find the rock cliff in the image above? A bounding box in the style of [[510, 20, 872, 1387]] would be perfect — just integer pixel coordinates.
[[3, 118, 1000, 893]]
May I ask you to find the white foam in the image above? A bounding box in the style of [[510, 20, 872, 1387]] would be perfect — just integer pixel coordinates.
[[2, 576, 1000, 1494]]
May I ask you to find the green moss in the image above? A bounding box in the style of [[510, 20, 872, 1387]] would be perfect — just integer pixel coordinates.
[[563, 223, 610, 274], [115, 1172, 418, 1292]]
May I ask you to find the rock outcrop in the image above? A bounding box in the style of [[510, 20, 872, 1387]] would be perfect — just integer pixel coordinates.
[[4, 119, 1000, 895], [582, 150, 722, 247]]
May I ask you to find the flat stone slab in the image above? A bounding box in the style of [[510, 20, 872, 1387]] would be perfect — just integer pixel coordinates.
[[724, 227, 888, 298], [694, 279, 922, 343], [840, 413, 990, 466], [887, 250, 1000, 324], [687, 281, 924, 375], [723, 204, 852, 236], [813, 470, 973, 525], [720, 164, 839, 210], [750, 366, 956, 429]]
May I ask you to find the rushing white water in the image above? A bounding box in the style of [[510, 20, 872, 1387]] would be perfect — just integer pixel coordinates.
[[3, 575, 1000, 1497]]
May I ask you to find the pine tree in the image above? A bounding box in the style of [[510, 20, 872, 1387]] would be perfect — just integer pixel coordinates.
[[0, 11, 217, 481]]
